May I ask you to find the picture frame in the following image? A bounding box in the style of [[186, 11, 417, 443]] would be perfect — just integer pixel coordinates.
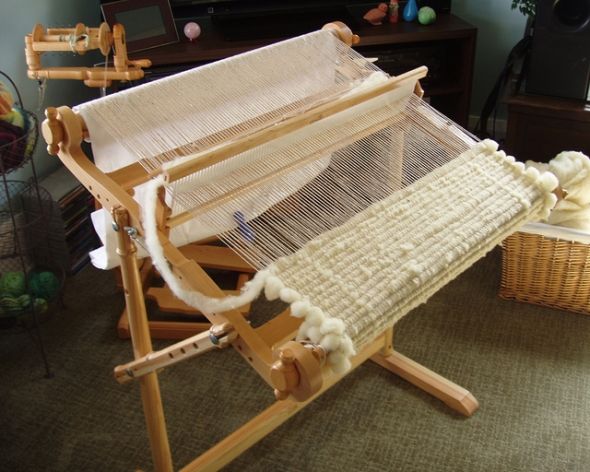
[[101, 0, 178, 53]]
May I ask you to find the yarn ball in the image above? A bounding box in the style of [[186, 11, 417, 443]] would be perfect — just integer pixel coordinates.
[[0, 271, 26, 297], [34, 297, 48, 314], [0, 107, 25, 129], [0, 295, 21, 313], [0, 294, 47, 315], [17, 294, 31, 309], [0, 81, 14, 115], [418, 6, 437, 25], [28, 271, 60, 300]]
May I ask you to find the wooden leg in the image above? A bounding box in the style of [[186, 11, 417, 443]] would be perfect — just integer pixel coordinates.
[[116, 258, 155, 339], [114, 208, 173, 472], [181, 334, 387, 472], [371, 336, 479, 417]]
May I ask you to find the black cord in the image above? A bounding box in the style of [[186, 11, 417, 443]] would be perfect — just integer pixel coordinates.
[[474, 34, 533, 139]]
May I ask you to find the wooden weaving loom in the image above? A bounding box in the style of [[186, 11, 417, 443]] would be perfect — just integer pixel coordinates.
[[41, 23, 559, 471]]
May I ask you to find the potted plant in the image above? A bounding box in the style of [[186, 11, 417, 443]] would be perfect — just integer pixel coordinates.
[[511, 0, 536, 18]]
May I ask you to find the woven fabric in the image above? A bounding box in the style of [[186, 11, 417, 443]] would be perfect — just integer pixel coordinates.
[[269, 142, 556, 357]]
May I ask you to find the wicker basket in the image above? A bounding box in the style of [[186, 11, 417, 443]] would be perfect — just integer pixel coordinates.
[[500, 223, 590, 315]]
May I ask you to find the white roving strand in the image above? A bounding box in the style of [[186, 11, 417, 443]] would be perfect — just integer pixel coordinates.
[[142, 175, 271, 316]]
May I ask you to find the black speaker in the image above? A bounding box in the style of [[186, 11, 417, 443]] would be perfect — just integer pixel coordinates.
[[526, 0, 590, 101]]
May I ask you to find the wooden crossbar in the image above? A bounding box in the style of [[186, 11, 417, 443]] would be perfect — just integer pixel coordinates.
[[162, 67, 428, 184]]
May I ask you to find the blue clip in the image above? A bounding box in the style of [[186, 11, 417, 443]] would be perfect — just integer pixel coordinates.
[[234, 211, 255, 242]]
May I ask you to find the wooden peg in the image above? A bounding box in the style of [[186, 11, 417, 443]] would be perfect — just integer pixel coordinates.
[[414, 80, 425, 98], [112, 24, 127, 72], [42, 107, 64, 156], [270, 348, 298, 400], [97, 22, 112, 56]]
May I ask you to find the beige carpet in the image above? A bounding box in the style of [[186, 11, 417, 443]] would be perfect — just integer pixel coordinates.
[[1, 248, 589, 471]]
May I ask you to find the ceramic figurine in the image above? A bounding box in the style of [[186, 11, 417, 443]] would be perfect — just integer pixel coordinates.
[[363, 3, 389, 25], [402, 0, 419, 22], [389, 0, 400, 23]]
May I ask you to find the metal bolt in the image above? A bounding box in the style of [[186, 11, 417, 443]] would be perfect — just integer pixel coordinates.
[[125, 226, 138, 238]]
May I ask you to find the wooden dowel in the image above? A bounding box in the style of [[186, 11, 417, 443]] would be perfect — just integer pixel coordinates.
[[114, 324, 234, 383], [163, 67, 428, 184], [32, 42, 92, 52]]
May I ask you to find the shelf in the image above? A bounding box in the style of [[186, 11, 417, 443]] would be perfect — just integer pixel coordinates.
[[127, 14, 476, 126], [39, 167, 100, 275]]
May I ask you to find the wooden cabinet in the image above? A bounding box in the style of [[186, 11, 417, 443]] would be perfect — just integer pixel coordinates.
[[505, 94, 590, 163], [130, 14, 477, 126]]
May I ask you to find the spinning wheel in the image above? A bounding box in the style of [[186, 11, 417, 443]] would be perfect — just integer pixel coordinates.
[[25, 22, 150, 88]]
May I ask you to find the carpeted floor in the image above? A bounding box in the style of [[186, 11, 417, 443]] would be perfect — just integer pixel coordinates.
[[1, 248, 589, 471]]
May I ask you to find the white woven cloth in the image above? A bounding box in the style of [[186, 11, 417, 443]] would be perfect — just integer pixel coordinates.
[[257, 140, 558, 372]]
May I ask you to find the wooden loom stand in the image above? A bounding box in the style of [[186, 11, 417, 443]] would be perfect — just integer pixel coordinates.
[[42, 22, 478, 471], [115, 240, 255, 340], [25, 22, 151, 88]]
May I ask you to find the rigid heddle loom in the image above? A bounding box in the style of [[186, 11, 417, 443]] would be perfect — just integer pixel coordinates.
[[42, 23, 558, 472]]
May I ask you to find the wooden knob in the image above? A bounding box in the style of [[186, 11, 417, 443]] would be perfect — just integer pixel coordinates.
[[322, 22, 360, 46], [270, 349, 298, 400], [98, 22, 112, 56], [31, 23, 44, 42], [270, 341, 323, 402], [42, 107, 63, 156]]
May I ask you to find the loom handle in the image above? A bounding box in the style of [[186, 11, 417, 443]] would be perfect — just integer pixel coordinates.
[[42, 107, 63, 156], [270, 341, 324, 401], [322, 21, 360, 46]]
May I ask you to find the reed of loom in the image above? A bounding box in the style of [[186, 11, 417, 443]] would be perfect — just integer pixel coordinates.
[[25, 22, 151, 88], [41, 22, 486, 471]]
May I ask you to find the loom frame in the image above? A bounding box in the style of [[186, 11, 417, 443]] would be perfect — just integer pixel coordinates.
[[41, 23, 479, 471]]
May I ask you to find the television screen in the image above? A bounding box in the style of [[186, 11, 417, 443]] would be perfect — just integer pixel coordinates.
[[170, 0, 373, 17], [170, 0, 373, 40]]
